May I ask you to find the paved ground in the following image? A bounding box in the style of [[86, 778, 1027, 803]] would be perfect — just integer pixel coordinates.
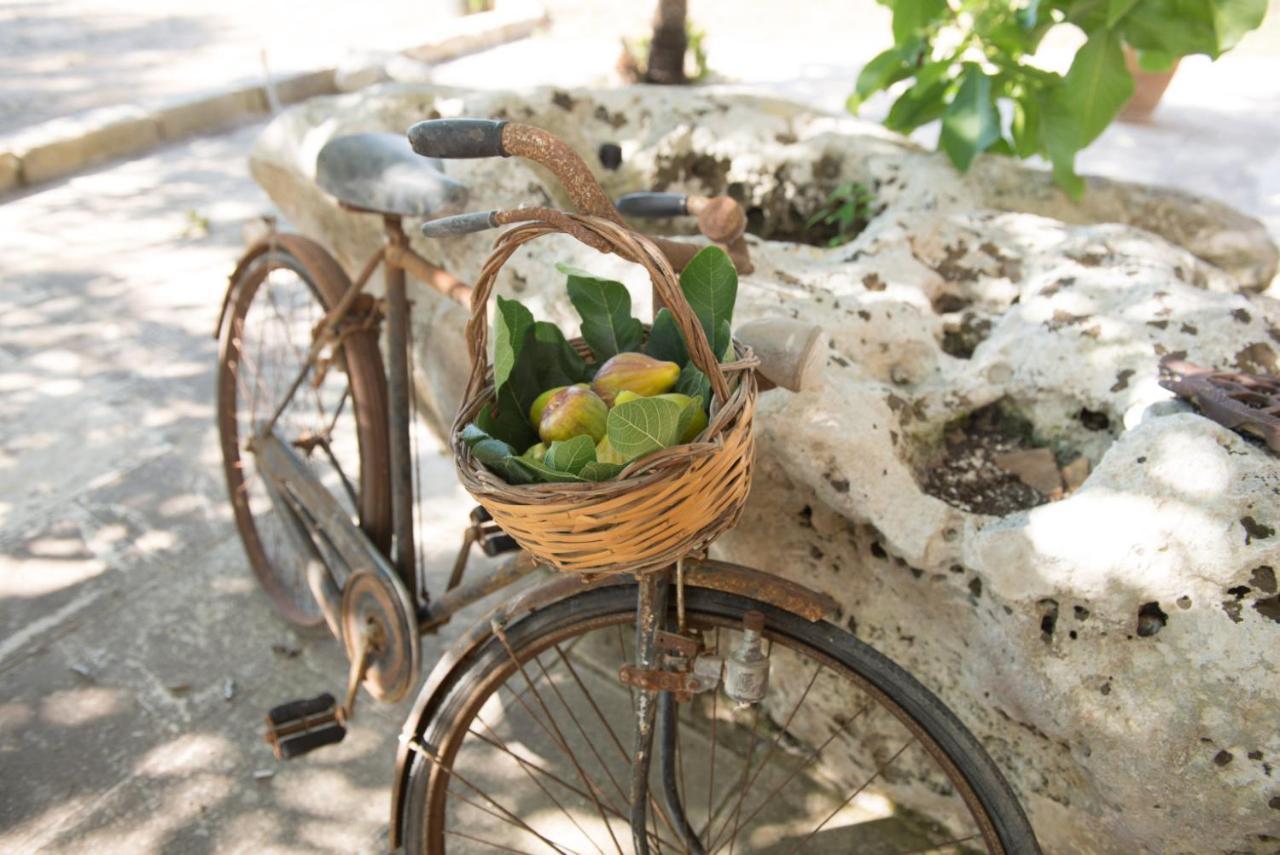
[[2, 1, 1279, 852]]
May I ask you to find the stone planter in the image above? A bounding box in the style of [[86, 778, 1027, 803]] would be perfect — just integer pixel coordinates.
[[249, 84, 1280, 853]]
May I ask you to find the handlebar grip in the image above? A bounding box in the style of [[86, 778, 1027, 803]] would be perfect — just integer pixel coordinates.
[[421, 211, 498, 238], [616, 192, 689, 218], [407, 119, 508, 159]]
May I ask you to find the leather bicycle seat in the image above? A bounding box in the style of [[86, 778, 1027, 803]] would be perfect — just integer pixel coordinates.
[[315, 133, 468, 218]]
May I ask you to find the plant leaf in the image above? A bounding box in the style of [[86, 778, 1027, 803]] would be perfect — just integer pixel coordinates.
[[459, 422, 534, 484], [545, 435, 596, 475], [851, 43, 918, 108], [1010, 90, 1042, 158], [476, 393, 538, 451], [512, 457, 586, 483], [646, 307, 689, 364], [674, 394, 705, 441], [1211, 0, 1267, 53], [1106, 0, 1141, 27], [884, 75, 949, 132], [674, 362, 712, 409], [1057, 29, 1134, 147], [606, 397, 684, 461], [579, 461, 625, 482], [717, 319, 734, 362], [679, 246, 738, 357], [529, 321, 590, 388], [1135, 48, 1177, 71], [493, 296, 534, 394], [891, 0, 947, 42], [939, 65, 1001, 172], [560, 264, 644, 361]]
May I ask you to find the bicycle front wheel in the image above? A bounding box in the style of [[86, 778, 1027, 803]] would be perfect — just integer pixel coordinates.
[[402, 581, 1039, 853]]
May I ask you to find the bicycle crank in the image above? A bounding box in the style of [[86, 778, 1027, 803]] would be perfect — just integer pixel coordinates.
[[263, 565, 420, 760]]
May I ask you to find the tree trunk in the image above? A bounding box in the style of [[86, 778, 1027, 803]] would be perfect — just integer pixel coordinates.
[[644, 0, 688, 85]]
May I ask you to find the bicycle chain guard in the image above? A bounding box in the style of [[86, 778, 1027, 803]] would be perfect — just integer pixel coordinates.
[[1159, 356, 1280, 453], [341, 565, 419, 703]]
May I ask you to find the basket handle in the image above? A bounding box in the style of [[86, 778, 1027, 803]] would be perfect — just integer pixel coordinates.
[[462, 213, 732, 408]]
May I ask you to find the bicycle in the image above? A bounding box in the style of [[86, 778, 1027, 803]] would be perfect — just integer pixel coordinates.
[[215, 119, 1041, 854]]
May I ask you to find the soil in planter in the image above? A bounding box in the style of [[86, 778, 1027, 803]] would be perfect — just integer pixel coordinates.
[[917, 402, 1060, 516]]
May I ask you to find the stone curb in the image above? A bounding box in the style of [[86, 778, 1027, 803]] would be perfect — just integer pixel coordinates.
[[0, 2, 545, 196]]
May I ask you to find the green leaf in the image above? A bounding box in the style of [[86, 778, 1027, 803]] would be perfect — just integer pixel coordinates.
[[939, 65, 1001, 172], [717, 319, 734, 362], [851, 43, 918, 109], [545, 435, 596, 475], [646, 307, 689, 365], [1135, 48, 1177, 71], [606, 397, 684, 461], [673, 394, 706, 442], [674, 362, 712, 410], [884, 76, 949, 132], [1120, 0, 1216, 56], [1011, 91, 1043, 158], [579, 462, 625, 482], [1106, 0, 1141, 26], [529, 321, 590, 388], [679, 246, 738, 357], [1211, 0, 1267, 53], [1052, 28, 1133, 149], [493, 296, 533, 394], [459, 423, 534, 484], [476, 394, 538, 452], [891, 0, 948, 42], [512, 457, 586, 483], [560, 264, 644, 361]]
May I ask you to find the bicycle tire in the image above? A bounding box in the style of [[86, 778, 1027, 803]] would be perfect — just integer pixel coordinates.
[[401, 582, 1040, 853], [217, 236, 392, 626]]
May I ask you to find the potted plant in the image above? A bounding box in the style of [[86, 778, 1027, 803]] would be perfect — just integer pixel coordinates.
[[847, 0, 1268, 196]]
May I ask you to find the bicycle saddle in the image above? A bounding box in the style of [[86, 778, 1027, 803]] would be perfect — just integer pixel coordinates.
[[315, 133, 468, 218]]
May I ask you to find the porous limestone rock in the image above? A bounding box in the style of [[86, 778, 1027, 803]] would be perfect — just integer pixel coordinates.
[[249, 84, 1280, 853]]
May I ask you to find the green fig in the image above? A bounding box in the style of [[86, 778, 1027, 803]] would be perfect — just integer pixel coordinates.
[[522, 441, 549, 461], [596, 435, 628, 465], [591, 352, 679, 405], [529, 383, 588, 426], [613, 389, 643, 406], [538, 386, 608, 443], [657, 393, 709, 443]]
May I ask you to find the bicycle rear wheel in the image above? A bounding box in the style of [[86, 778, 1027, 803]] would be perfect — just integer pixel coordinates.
[[401, 581, 1039, 853], [217, 237, 391, 626]]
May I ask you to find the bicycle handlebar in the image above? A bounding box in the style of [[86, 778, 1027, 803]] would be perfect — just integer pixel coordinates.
[[616, 192, 689, 218], [408, 119, 508, 159], [420, 210, 498, 237]]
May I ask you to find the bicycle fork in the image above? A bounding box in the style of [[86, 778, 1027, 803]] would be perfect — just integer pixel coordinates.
[[625, 570, 772, 853]]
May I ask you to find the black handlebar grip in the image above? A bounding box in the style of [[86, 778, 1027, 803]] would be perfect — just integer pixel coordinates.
[[421, 211, 498, 238], [407, 119, 508, 159], [616, 192, 689, 218]]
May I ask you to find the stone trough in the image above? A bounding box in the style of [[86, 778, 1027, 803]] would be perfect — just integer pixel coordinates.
[[249, 84, 1280, 853]]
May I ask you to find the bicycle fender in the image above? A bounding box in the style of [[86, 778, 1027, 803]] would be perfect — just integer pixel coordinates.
[[214, 231, 349, 341], [387, 560, 835, 847]]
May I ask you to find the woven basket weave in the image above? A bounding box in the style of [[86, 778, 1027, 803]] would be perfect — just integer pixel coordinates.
[[451, 214, 757, 576]]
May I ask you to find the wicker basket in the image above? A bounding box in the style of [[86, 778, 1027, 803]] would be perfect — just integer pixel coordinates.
[[451, 214, 757, 576]]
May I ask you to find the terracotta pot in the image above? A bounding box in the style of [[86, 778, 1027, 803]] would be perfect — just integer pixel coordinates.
[[1120, 46, 1180, 122]]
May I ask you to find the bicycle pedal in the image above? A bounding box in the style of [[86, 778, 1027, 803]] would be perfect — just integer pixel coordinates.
[[263, 692, 347, 760]]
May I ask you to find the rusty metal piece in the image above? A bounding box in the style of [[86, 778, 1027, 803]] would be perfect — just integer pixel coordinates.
[[689, 194, 754, 274], [418, 550, 542, 633], [495, 207, 615, 253], [655, 630, 699, 658], [685, 559, 837, 621], [619, 664, 713, 701], [341, 567, 419, 703], [499, 123, 624, 224], [1160, 356, 1280, 452], [384, 242, 473, 307]]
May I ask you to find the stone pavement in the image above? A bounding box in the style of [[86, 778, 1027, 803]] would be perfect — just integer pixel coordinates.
[[2, 2, 1279, 852]]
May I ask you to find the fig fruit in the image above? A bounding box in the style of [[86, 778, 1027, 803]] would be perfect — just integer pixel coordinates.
[[522, 442, 549, 461], [657, 393, 709, 442], [529, 383, 587, 426], [591, 352, 679, 405], [613, 390, 642, 406], [538, 386, 608, 443]]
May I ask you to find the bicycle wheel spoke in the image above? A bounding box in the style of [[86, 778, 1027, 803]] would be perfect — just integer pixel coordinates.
[[470, 720, 608, 855], [408, 740, 577, 855], [492, 624, 626, 854], [786, 738, 916, 855], [704, 628, 719, 853], [713, 704, 761, 854], [890, 834, 983, 855], [443, 827, 542, 855]]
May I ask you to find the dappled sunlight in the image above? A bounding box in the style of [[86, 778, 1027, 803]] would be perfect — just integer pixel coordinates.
[[40, 687, 129, 727], [133, 731, 237, 777]]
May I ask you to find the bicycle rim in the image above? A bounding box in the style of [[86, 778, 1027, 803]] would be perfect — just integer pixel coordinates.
[[217, 240, 391, 626], [403, 584, 1039, 854]]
